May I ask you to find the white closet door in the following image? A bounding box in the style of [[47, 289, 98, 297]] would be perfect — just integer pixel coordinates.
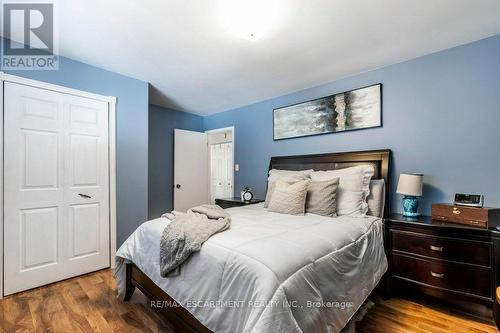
[[224, 143, 233, 196], [62, 94, 109, 277], [210, 142, 233, 202], [211, 144, 223, 201], [3, 82, 110, 295], [4, 83, 65, 295]]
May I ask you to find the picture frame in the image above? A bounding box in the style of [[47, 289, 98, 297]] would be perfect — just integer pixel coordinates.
[[273, 83, 382, 140]]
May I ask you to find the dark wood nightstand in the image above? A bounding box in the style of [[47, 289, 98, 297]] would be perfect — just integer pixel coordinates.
[[384, 213, 500, 327], [215, 197, 264, 209]]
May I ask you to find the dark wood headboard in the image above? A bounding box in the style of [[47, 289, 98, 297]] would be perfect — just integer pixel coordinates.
[[268, 149, 392, 217]]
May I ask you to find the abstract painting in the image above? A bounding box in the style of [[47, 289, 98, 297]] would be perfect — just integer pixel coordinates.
[[273, 84, 382, 140]]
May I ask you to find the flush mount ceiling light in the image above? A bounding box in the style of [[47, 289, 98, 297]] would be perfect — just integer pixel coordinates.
[[219, 0, 283, 41]]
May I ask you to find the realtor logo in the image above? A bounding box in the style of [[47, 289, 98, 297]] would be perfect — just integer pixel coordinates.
[[1, 1, 58, 70]]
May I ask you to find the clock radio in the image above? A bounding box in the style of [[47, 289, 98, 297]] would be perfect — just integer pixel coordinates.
[[454, 193, 484, 208]]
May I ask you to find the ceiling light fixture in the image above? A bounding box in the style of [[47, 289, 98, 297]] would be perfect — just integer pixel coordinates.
[[219, 0, 283, 42]]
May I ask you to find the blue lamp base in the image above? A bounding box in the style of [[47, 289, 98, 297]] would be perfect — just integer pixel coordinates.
[[402, 195, 421, 217]]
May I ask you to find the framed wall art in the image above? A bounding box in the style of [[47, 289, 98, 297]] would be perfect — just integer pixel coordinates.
[[273, 83, 382, 140]]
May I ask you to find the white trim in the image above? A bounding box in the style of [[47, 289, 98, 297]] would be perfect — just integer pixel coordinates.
[[0, 73, 117, 297], [0, 78, 4, 299], [0, 72, 116, 103], [205, 126, 235, 200], [205, 126, 234, 134], [109, 101, 117, 268]]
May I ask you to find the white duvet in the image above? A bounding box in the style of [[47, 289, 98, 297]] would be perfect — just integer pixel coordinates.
[[115, 203, 387, 333]]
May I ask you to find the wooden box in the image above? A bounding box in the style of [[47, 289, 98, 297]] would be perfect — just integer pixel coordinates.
[[432, 203, 500, 228]]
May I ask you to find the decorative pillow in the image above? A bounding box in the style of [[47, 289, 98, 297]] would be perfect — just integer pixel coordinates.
[[264, 181, 278, 208], [267, 169, 313, 182], [337, 189, 368, 216], [305, 178, 339, 217], [264, 169, 313, 207], [268, 179, 310, 215], [367, 179, 385, 217], [310, 165, 374, 197]]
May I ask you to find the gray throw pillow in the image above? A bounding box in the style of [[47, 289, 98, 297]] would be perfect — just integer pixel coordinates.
[[264, 169, 312, 208], [306, 178, 339, 217], [268, 179, 310, 215]]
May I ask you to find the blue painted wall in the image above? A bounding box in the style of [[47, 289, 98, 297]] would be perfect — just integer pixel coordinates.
[[204, 35, 500, 215], [1, 39, 149, 246], [148, 105, 204, 218]]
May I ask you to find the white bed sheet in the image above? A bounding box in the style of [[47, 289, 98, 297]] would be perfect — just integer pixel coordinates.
[[115, 203, 387, 333]]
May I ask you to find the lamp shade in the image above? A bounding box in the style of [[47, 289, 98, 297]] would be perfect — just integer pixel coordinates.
[[396, 173, 423, 196]]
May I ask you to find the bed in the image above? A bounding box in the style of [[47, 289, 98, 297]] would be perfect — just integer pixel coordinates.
[[115, 149, 391, 333]]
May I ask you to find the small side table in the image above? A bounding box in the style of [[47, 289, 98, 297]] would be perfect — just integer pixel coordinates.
[[215, 197, 264, 209]]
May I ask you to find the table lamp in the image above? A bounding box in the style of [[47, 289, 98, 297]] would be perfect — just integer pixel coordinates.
[[396, 173, 423, 217]]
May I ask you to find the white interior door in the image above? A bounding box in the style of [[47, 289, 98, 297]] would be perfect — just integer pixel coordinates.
[[210, 142, 233, 202], [174, 129, 208, 212], [4, 82, 110, 295]]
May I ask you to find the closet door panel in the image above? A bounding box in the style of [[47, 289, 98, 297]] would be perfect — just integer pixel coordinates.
[[224, 142, 233, 197], [3, 82, 111, 295], [63, 95, 109, 276], [23, 130, 59, 188], [21, 207, 59, 269], [4, 82, 65, 295]]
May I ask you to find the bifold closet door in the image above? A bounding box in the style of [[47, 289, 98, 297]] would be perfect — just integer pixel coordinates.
[[210, 142, 232, 202], [4, 82, 110, 295]]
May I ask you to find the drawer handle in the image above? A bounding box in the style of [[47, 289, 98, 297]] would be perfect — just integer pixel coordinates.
[[453, 208, 461, 215], [430, 271, 444, 279], [430, 245, 443, 252], [469, 221, 480, 225]]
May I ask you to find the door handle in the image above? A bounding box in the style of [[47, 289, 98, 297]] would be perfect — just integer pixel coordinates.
[[78, 193, 91, 199], [176, 184, 181, 189]]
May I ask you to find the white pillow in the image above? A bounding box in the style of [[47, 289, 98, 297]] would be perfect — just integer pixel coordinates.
[[337, 189, 368, 216], [367, 179, 385, 217], [310, 165, 374, 197], [311, 165, 374, 216], [267, 169, 313, 182]]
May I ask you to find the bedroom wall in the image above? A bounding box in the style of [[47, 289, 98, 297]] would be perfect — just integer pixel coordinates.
[[203, 34, 500, 215], [1, 39, 150, 247], [148, 105, 204, 218]]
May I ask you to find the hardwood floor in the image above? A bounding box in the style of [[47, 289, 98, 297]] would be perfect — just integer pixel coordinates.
[[0, 269, 173, 333], [356, 298, 499, 333], [0, 269, 497, 333]]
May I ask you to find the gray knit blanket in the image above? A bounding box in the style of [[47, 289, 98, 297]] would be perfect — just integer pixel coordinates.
[[160, 204, 231, 277]]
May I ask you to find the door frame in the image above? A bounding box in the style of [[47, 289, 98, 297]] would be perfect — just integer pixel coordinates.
[[205, 126, 235, 201], [0, 72, 117, 298]]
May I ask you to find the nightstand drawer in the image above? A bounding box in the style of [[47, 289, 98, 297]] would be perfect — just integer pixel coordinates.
[[392, 253, 491, 298], [391, 230, 491, 267]]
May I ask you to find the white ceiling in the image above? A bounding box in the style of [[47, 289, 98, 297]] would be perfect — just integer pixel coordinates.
[[22, 1, 500, 114]]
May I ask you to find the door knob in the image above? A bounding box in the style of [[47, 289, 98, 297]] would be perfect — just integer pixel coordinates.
[[176, 184, 181, 189]]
